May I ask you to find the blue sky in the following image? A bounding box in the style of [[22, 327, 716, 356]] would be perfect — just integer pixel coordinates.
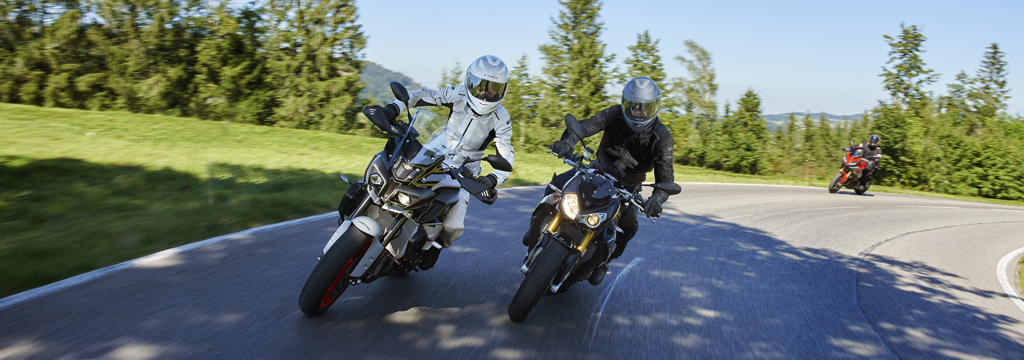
[[356, 0, 1023, 116]]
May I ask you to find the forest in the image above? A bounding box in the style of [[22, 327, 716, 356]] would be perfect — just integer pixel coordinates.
[[3, 0, 1022, 200]]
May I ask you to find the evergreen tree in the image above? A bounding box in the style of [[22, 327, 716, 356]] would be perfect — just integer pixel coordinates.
[[265, 0, 366, 132], [191, 2, 274, 124], [972, 43, 1010, 119], [438, 61, 463, 88], [673, 40, 717, 120], [874, 24, 935, 187], [880, 23, 938, 115], [538, 0, 616, 125], [502, 54, 542, 152]]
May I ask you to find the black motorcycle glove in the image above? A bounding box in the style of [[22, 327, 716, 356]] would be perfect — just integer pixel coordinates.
[[643, 194, 665, 218], [477, 174, 498, 188], [381, 103, 400, 122], [549, 140, 573, 157]]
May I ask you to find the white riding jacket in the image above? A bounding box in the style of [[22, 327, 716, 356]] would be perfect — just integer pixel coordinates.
[[391, 85, 515, 184]]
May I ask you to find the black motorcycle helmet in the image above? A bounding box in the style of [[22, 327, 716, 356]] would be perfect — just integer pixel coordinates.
[[621, 76, 661, 132], [868, 134, 881, 148]]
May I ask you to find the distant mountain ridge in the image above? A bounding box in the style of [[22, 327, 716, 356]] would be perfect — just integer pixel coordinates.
[[359, 61, 424, 106], [764, 112, 866, 131]]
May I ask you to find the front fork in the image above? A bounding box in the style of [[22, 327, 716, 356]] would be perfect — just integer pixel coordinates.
[[522, 212, 597, 293]]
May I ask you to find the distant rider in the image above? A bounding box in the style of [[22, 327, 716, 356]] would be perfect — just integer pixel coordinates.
[[858, 134, 882, 178], [527, 76, 675, 285], [380, 55, 515, 269]]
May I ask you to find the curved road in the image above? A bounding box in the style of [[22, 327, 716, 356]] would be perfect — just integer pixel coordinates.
[[2, 184, 1024, 359]]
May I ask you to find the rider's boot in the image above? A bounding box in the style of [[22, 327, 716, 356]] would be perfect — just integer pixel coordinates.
[[588, 262, 609, 286], [419, 247, 441, 270]]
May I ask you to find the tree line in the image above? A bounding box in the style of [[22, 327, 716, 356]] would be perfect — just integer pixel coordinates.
[[3, 1, 1022, 200], [2, 0, 366, 132]]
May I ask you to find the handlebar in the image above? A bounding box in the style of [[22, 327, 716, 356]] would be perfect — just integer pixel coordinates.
[[549, 149, 659, 222]]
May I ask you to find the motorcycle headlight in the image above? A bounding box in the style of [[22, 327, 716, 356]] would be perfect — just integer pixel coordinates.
[[561, 193, 579, 220], [579, 213, 607, 228], [396, 193, 412, 206], [369, 173, 384, 186]]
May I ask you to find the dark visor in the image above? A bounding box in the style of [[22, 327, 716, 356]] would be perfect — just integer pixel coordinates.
[[622, 98, 659, 122], [467, 73, 507, 102]]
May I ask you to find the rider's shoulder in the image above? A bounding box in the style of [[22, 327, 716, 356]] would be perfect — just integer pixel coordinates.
[[492, 105, 510, 119], [652, 120, 672, 143]]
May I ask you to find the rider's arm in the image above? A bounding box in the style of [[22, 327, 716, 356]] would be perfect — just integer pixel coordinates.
[[651, 125, 676, 199], [559, 105, 618, 146], [389, 86, 461, 113], [488, 108, 516, 185]]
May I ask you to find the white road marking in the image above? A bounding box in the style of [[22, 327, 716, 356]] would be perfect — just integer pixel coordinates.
[[896, 206, 961, 209], [996, 246, 1024, 315], [0, 213, 337, 311], [587, 257, 644, 348]]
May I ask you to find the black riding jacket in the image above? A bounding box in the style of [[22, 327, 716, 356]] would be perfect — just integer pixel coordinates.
[[560, 105, 675, 196], [858, 142, 882, 164]]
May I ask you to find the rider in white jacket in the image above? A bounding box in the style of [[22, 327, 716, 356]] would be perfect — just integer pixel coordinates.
[[381, 55, 515, 268]]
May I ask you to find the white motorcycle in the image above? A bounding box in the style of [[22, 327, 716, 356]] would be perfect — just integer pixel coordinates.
[[298, 83, 512, 316]]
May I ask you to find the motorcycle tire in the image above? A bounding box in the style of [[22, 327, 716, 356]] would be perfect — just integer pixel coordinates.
[[828, 173, 842, 193], [855, 180, 872, 195], [298, 228, 372, 317], [508, 243, 570, 323]]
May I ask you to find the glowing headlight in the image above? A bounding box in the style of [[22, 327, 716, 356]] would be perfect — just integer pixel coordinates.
[[369, 173, 384, 186], [580, 213, 607, 228], [396, 193, 412, 206], [561, 193, 579, 220]]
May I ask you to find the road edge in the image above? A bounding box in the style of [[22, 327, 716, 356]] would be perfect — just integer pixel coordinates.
[[0, 213, 337, 312], [996, 246, 1024, 314]]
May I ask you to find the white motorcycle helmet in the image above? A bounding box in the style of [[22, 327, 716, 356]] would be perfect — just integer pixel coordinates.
[[464, 55, 510, 115]]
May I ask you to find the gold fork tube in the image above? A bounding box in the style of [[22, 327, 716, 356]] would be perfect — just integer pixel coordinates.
[[575, 232, 595, 253], [545, 212, 562, 233]]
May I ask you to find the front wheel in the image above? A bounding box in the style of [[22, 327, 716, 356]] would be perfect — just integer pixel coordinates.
[[298, 229, 372, 317], [828, 172, 842, 193], [855, 180, 872, 195], [508, 242, 571, 323]]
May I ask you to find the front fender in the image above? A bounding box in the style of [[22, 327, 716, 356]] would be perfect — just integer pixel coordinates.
[[323, 216, 381, 254]]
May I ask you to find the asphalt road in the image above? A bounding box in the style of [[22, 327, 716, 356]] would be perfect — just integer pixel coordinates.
[[2, 184, 1024, 359]]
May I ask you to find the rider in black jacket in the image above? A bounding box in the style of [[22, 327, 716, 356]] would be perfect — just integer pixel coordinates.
[[525, 76, 675, 284], [859, 134, 882, 178]]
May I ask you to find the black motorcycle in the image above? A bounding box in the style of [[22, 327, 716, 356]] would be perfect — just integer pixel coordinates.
[[298, 82, 512, 317], [506, 114, 681, 323]]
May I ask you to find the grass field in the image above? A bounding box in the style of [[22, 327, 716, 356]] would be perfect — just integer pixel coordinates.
[[2, 103, 1022, 298]]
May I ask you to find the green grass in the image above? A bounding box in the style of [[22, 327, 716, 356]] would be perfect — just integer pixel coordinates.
[[1019, 257, 1024, 297], [2, 102, 1023, 298]]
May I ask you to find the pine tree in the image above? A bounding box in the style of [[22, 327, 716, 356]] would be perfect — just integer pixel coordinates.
[[502, 55, 542, 152], [191, 2, 274, 124], [438, 61, 463, 88], [265, 0, 366, 132], [874, 24, 935, 187], [673, 40, 717, 120], [538, 0, 616, 125], [972, 43, 1010, 120]]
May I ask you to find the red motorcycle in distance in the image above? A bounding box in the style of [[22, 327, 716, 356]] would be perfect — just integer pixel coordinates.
[[828, 141, 874, 195]]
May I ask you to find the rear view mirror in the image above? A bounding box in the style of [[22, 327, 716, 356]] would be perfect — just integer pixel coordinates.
[[390, 82, 410, 104], [564, 113, 582, 139], [484, 154, 513, 172], [654, 182, 682, 196]]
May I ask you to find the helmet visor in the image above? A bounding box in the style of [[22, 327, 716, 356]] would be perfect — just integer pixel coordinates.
[[622, 97, 659, 122], [467, 73, 507, 102]]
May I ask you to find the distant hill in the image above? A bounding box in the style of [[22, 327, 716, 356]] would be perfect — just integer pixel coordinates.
[[360, 62, 425, 106], [763, 112, 866, 131]]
